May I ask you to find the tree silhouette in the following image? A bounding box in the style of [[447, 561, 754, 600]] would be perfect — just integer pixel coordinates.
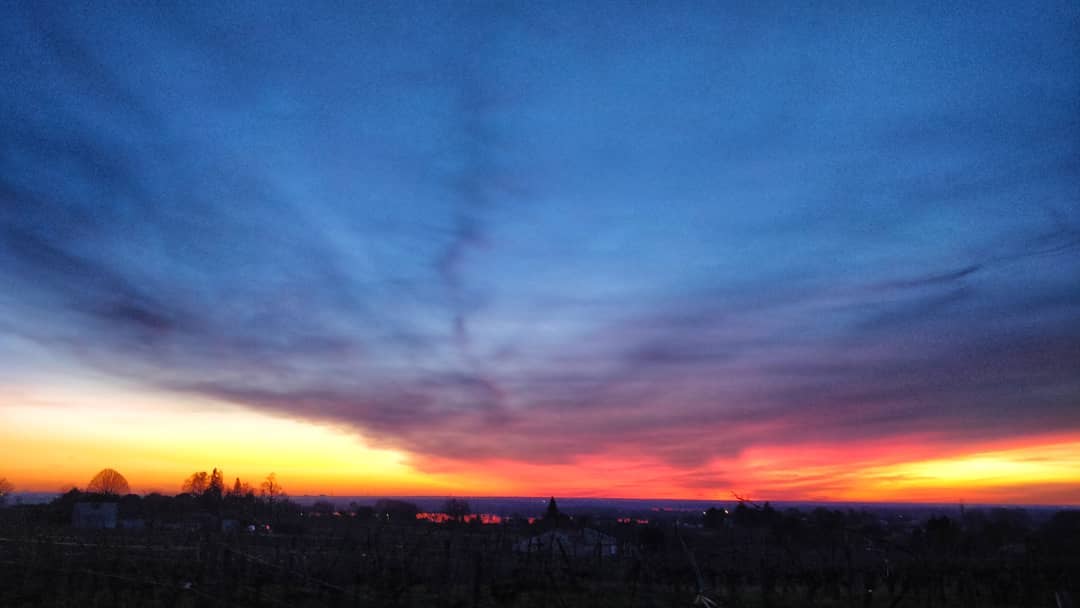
[[543, 497, 569, 529], [207, 468, 224, 499], [545, 496, 560, 520], [0, 478, 13, 505], [182, 471, 209, 495], [231, 477, 254, 498], [87, 468, 130, 496], [260, 473, 282, 502]]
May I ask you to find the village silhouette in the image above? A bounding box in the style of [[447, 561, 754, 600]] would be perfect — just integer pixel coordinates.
[[2, 468, 1078, 606]]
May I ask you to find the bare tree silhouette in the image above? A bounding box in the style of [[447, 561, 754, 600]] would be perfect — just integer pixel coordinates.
[[87, 469, 130, 496], [260, 473, 282, 502], [182, 471, 209, 495]]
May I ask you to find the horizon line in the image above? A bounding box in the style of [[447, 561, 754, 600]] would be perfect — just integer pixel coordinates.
[[8, 490, 1077, 509]]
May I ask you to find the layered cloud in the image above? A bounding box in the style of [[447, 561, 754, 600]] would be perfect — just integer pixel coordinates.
[[1, 2, 1078, 498]]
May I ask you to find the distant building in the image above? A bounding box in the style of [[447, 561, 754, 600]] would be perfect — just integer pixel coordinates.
[[72, 502, 118, 529], [514, 528, 618, 558]]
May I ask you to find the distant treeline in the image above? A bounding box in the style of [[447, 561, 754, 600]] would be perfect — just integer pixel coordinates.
[[2, 477, 1079, 607]]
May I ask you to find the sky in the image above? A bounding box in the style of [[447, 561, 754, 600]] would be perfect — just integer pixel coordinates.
[[1, 2, 1078, 504]]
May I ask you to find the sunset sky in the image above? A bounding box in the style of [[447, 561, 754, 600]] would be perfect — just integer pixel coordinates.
[[1, 2, 1078, 504]]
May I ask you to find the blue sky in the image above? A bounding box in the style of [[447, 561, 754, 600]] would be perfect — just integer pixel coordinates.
[[1, 2, 1078, 495]]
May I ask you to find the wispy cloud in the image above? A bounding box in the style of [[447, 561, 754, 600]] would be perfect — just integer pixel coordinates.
[[1, 1, 1078, 495]]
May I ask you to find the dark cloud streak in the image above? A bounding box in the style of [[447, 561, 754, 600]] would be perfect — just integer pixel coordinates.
[[0, 1, 1078, 473]]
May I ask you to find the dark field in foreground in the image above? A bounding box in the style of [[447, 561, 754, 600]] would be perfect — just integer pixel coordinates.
[[1, 495, 1078, 607]]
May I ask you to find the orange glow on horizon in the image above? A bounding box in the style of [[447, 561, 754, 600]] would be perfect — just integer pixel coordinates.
[[410, 436, 1080, 505], [2, 382, 1078, 505]]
